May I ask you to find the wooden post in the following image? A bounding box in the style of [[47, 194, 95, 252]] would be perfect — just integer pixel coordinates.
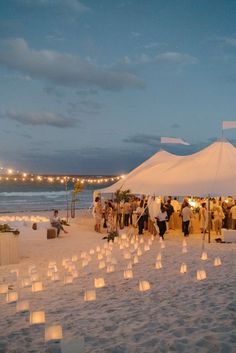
[[208, 196, 211, 243]]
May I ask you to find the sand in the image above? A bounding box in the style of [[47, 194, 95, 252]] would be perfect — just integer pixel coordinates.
[[0, 210, 236, 353]]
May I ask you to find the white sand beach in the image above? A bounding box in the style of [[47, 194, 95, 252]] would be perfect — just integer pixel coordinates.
[[0, 211, 236, 353]]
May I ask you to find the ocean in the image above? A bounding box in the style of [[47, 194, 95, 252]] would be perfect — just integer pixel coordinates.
[[0, 180, 112, 213]]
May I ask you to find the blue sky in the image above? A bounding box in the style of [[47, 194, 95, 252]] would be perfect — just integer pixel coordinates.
[[0, 0, 236, 174]]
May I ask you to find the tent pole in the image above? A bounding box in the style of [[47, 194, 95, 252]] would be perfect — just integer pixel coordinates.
[[208, 196, 211, 243]]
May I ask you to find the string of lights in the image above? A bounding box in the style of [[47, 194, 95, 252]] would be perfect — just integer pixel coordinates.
[[0, 167, 125, 185]]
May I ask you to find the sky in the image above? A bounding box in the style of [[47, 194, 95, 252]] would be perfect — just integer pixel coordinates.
[[0, 0, 236, 175]]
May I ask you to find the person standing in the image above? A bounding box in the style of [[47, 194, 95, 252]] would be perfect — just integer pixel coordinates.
[[156, 204, 168, 239], [181, 202, 193, 237], [200, 202, 208, 234], [165, 199, 174, 231], [213, 205, 224, 236], [136, 200, 145, 235], [124, 199, 131, 227], [94, 197, 103, 233]]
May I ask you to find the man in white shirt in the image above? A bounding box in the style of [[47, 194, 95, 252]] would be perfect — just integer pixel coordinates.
[[181, 202, 193, 237]]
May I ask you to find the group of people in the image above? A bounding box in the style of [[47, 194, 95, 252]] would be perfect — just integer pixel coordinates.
[[93, 194, 236, 239]]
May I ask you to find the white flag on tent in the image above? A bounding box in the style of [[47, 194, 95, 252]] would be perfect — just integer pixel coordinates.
[[222, 121, 236, 130], [160, 137, 190, 145]]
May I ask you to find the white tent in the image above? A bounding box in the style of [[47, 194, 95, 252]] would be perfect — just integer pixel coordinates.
[[118, 140, 236, 197], [99, 150, 183, 194]]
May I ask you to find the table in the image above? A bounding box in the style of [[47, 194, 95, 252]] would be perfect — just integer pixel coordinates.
[[0, 233, 19, 266]]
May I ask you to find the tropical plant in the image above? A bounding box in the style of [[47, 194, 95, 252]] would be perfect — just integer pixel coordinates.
[[71, 180, 84, 218]]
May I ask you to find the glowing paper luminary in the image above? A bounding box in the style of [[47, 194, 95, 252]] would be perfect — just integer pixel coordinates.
[[121, 234, 127, 240], [144, 244, 150, 252], [156, 253, 162, 261], [155, 261, 162, 270], [139, 281, 150, 292], [71, 255, 78, 262], [133, 255, 139, 264], [127, 262, 132, 270], [96, 246, 101, 252], [47, 269, 54, 278], [45, 325, 63, 342], [6, 291, 18, 303], [21, 277, 31, 288], [82, 260, 89, 268], [124, 270, 133, 279], [84, 290, 96, 302], [89, 249, 95, 255], [97, 254, 103, 260], [196, 270, 207, 281], [98, 261, 106, 269], [30, 311, 45, 325], [94, 277, 105, 288], [32, 281, 43, 292], [72, 270, 79, 279], [51, 272, 60, 282], [201, 251, 208, 261], [214, 257, 222, 266], [62, 258, 70, 267], [16, 300, 29, 313], [137, 248, 142, 256], [180, 263, 187, 274], [64, 275, 73, 285], [106, 265, 115, 273], [0, 284, 8, 294], [48, 261, 57, 268], [139, 238, 144, 244]]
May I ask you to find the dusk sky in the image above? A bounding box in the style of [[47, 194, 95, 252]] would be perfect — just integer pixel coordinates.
[[0, 0, 236, 174]]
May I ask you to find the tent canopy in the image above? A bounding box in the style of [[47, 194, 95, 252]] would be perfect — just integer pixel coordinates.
[[100, 140, 236, 197], [99, 149, 183, 194]]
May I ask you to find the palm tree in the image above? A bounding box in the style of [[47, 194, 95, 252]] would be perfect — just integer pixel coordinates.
[[71, 180, 84, 218]]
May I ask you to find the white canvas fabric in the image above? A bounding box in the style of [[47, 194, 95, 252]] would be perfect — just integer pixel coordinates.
[[120, 140, 236, 197], [99, 150, 183, 194]]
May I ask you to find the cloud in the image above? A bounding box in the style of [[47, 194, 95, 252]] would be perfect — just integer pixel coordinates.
[[114, 51, 198, 73], [2, 110, 78, 128], [123, 133, 197, 154], [216, 36, 236, 48], [155, 52, 199, 65], [123, 134, 162, 147], [16, 0, 90, 12], [0, 38, 144, 91]]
